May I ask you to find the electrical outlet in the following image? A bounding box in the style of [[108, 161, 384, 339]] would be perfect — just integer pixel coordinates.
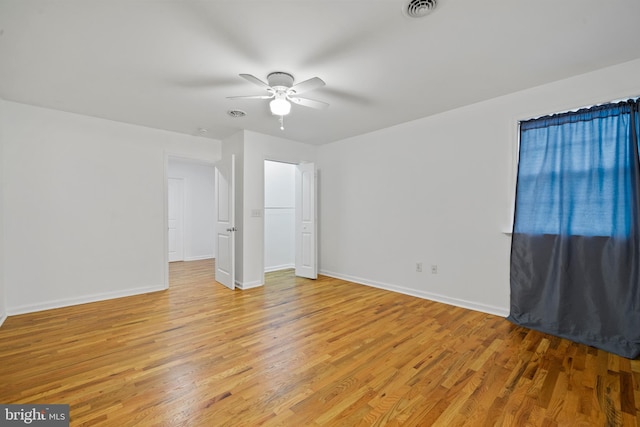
[[416, 262, 423, 272], [431, 264, 438, 274]]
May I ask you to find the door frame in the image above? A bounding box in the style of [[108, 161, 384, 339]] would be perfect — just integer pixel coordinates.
[[263, 159, 297, 274], [261, 156, 317, 285], [163, 152, 217, 289]]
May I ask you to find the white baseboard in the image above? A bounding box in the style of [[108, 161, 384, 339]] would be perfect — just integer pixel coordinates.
[[235, 280, 263, 290], [184, 255, 215, 262], [7, 284, 166, 316], [319, 270, 509, 318], [0, 312, 6, 328], [264, 264, 295, 273]]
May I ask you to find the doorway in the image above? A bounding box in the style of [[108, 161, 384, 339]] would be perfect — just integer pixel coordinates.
[[167, 157, 217, 267], [263, 159, 317, 280], [264, 160, 296, 272]]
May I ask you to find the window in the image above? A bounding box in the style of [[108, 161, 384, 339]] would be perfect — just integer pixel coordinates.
[[514, 102, 637, 237]]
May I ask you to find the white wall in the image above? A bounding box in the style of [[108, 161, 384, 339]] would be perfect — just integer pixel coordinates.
[[264, 160, 295, 272], [2, 101, 221, 314], [168, 158, 216, 261], [0, 100, 6, 325], [317, 59, 640, 317], [6, 60, 638, 319]]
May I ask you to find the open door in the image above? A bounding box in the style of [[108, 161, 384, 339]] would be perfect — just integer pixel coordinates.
[[215, 154, 236, 289], [295, 162, 317, 279]]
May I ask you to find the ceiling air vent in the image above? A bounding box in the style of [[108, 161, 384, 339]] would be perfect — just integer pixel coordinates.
[[404, 0, 437, 18], [227, 110, 247, 118]]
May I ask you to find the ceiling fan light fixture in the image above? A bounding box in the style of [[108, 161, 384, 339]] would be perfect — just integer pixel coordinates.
[[270, 97, 291, 116], [230, 72, 327, 127]]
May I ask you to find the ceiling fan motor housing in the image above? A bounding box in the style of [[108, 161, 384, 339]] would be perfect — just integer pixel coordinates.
[[267, 72, 294, 89]]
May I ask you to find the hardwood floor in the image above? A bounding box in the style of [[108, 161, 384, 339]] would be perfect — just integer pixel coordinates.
[[0, 259, 638, 426]]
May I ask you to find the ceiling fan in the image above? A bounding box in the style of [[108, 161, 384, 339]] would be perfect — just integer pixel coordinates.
[[228, 72, 329, 129]]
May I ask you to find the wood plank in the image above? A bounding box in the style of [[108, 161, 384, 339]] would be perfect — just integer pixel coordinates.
[[0, 259, 637, 426]]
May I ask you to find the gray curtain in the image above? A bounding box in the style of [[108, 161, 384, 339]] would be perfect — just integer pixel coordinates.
[[508, 100, 640, 359]]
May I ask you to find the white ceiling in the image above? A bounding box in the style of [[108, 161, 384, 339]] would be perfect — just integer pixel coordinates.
[[1, 0, 640, 145]]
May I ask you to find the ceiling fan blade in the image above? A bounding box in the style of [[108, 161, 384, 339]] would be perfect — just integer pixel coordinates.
[[289, 77, 325, 95], [227, 95, 274, 100], [239, 74, 271, 90], [289, 97, 329, 110]]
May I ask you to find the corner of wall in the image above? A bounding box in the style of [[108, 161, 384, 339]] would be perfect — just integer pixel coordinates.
[[0, 99, 7, 326]]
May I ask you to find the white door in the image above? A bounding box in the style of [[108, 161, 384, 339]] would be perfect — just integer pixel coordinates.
[[168, 178, 184, 262], [295, 162, 317, 279], [215, 155, 236, 289]]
